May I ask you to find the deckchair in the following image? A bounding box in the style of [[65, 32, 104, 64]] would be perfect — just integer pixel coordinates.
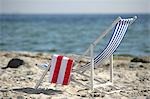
[[73, 16, 137, 91], [35, 16, 137, 92]]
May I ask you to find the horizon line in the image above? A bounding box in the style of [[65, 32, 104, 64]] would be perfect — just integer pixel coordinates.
[[0, 12, 149, 15]]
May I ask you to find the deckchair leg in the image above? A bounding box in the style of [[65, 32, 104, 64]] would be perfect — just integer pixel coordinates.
[[90, 44, 94, 91], [35, 64, 51, 89], [110, 55, 113, 83]]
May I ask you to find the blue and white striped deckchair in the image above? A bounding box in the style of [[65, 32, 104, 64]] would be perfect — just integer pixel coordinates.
[[73, 16, 137, 91]]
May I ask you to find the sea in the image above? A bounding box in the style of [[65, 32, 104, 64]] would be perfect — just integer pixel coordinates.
[[0, 14, 150, 56]]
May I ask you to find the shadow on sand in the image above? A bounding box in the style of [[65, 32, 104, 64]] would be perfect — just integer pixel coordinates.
[[12, 87, 63, 95]]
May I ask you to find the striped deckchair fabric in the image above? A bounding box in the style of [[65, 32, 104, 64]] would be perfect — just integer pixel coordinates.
[[94, 18, 133, 65]]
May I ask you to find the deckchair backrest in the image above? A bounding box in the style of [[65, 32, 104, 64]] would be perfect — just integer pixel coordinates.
[[94, 18, 135, 65], [73, 16, 137, 72]]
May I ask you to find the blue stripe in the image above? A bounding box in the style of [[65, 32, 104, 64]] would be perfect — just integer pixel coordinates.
[[95, 21, 126, 64], [96, 20, 129, 65], [96, 21, 128, 63], [94, 20, 130, 65], [95, 21, 124, 63], [94, 21, 121, 61], [94, 21, 120, 60]]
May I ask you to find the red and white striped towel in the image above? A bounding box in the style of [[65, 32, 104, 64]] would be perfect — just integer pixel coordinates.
[[49, 55, 74, 85]]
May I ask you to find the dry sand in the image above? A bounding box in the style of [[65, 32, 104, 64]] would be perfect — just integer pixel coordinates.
[[0, 51, 150, 99]]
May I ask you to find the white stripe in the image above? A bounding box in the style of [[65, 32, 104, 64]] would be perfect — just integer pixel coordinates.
[[98, 21, 126, 62], [97, 20, 129, 64], [95, 21, 123, 63], [102, 20, 128, 60], [49, 54, 58, 82], [56, 57, 69, 84], [95, 20, 129, 64]]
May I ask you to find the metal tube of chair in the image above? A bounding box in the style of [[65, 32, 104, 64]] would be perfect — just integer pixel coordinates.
[[35, 64, 51, 89], [110, 55, 113, 83], [129, 16, 137, 25], [90, 44, 94, 91], [93, 17, 121, 46]]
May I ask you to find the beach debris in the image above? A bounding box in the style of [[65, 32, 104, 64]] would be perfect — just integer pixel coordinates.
[[1, 58, 24, 69], [129, 62, 143, 68], [77, 93, 87, 97], [90, 93, 101, 97], [35, 63, 49, 70], [131, 57, 150, 63]]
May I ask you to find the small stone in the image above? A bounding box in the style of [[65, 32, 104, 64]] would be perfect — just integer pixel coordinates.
[[81, 94, 86, 97], [93, 93, 100, 97], [27, 77, 33, 81], [131, 57, 150, 63], [139, 65, 144, 68], [77, 94, 87, 97], [81, 78, 88, 81], [143, 90, 147, 92]]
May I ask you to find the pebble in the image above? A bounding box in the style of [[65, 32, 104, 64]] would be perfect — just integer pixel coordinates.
[[77, 94, 87, 97], [131, 57, 150, 63]]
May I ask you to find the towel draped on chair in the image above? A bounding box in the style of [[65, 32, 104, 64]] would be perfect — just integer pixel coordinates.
[[49, 55, 74, 85]]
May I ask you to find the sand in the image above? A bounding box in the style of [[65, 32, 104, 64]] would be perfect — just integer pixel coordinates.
[[0, 51, 150, 99]]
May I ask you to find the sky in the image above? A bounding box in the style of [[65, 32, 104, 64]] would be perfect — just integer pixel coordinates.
[[0, 0, 150, 14]]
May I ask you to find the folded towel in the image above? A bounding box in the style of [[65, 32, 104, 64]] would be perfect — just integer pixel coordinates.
[[49, 54, 74, 85]]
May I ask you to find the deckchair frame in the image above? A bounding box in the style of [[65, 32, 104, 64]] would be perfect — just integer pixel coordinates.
[[35, 16, 137, 91]]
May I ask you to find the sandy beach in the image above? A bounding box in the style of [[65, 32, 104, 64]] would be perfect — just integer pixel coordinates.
[[0, 51, 150, 99]]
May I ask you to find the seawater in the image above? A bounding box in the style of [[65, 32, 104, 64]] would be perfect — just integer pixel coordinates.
[[0, 14, 150, 56]]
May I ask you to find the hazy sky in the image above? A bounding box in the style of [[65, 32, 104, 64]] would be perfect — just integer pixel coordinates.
[[0, 0, 150, 14]]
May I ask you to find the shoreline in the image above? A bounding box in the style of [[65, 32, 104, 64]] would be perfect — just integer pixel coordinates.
[[0, 50, 149, 57], [0, 51, 150, 98]]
